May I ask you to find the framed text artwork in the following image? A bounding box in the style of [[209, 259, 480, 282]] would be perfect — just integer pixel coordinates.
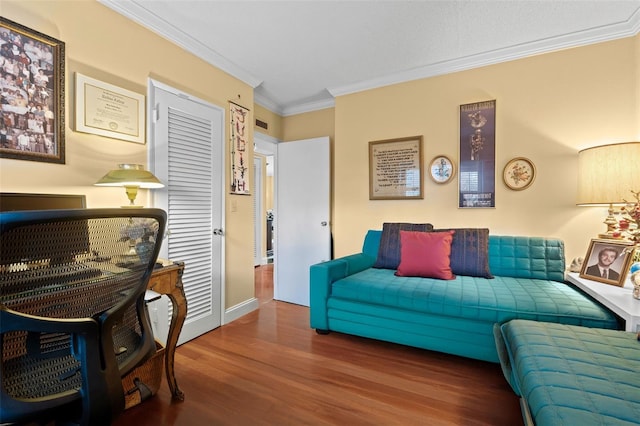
[[369, 136, 423, 200], [230, 101, 250, 195], [459, 100, 496, 208], [0, 17, 65, 164], [75, 73, 145, 144]]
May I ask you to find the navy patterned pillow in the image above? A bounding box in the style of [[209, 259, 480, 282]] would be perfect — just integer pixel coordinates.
[[434, 228, 493, 278], [373, 222, 434, 269]]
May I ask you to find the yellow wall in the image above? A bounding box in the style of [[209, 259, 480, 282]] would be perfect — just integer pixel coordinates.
[[1, 0, 256, 310], [282, 107, 335, 142], [3, 0, 639, 310], [254, 104, 283, 140], [334, 36, 639, 264]]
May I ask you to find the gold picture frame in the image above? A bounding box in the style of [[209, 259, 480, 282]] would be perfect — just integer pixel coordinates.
[[75, 73, 146, 144], [579, 239, 635, 287], [429, 155, 455, 184], [503, 157, 535, 191], [369, 136, 423, 200], [0, 17, 65, 164]]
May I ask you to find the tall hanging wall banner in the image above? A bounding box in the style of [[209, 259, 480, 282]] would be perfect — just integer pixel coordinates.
[[229, 101, 250, 195], [458, 100, 496, 208]]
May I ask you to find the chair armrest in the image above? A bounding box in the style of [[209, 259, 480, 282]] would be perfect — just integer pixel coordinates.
[[0, 307, 98, 334], [0, 307, 125, 425], [309, 253, 375, 330]]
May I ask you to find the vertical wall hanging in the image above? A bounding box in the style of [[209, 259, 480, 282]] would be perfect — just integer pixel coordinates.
[[229, 101, 250, 195], [458, 100, 496, 208]]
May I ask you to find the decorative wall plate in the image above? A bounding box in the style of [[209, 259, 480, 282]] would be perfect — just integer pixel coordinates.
[[503, 157, 535, 190], [429, 155, 455, 184]]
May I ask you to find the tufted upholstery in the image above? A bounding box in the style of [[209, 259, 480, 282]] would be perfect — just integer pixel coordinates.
[[488, 236, 565, 282], [332, 269, 616, 327], [496, 320, 640, 426]]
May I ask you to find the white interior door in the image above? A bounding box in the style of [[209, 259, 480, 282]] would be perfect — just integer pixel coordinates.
[[275, 137, 330, 306], [148, 79, 224, 345]]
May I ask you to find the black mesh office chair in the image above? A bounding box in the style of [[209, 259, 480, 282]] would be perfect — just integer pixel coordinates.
[[0, 208, 166, 425]]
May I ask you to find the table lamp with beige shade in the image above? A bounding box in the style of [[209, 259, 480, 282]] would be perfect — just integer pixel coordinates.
[[576, 142, 640, 239]]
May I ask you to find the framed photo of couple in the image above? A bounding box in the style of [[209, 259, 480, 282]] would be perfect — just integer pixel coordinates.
[[579, 239, 635, 287]]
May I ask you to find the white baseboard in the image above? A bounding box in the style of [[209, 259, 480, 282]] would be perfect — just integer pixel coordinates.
[[224, 297, 259, 324]]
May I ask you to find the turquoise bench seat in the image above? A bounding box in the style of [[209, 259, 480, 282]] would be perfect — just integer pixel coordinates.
[[495, 319, 640, 425]]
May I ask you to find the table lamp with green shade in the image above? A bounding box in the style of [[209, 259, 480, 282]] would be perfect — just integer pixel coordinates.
[[576, 142, 640, 239], [94, 164, 164, 208]]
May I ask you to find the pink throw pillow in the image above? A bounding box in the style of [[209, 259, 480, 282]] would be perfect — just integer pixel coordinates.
[[396, 230, 455, 280]]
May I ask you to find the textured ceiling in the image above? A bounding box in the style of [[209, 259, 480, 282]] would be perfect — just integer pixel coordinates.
[[100, 0, 640, 115]]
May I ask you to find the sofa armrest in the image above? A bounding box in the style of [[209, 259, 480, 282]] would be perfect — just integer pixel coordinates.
[[309, 253, 375, 330]]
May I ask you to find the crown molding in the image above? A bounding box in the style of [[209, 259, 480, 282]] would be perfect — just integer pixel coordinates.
[[255, 93, 335, 117], [281, 98, 335, 117], [254, 92, 283, 115], [100, 0, 639, 115], [328, 7, 640, 98], [98, 0, 262, 89]]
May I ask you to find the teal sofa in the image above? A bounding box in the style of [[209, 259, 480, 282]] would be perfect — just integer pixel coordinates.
[[310, 230, 619, 363]]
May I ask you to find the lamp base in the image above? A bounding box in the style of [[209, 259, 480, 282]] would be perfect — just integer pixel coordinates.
[[598, 203, 622, 239], [121, 205, 144, 209], [598, 232, 624, 240]]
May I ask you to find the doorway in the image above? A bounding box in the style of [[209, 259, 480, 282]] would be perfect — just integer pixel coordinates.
[[254, 133, 331, 306], [255, 133, 277, 303], [275, 137, 330, 306], [253, 153, 275, 266]]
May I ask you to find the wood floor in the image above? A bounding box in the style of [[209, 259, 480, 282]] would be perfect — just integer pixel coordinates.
[[114, 264, 523, 426]]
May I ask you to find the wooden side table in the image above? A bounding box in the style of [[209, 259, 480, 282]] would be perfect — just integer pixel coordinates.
[[147, 260, 187, 401]]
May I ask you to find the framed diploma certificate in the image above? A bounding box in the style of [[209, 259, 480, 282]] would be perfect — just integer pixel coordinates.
[[75, 73, 145, 144]]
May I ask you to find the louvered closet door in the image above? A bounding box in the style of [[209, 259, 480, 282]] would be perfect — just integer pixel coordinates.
[[149, 82, 223, 345]]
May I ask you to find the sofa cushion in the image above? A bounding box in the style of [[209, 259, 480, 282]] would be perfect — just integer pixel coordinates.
[[489, 236, 565, 282], [373, 222, 434, 269], [496, 320, 640, 426], [396, 230, 455, 280], [434, 228, 493, 278], [330, 268, 618, 328]]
